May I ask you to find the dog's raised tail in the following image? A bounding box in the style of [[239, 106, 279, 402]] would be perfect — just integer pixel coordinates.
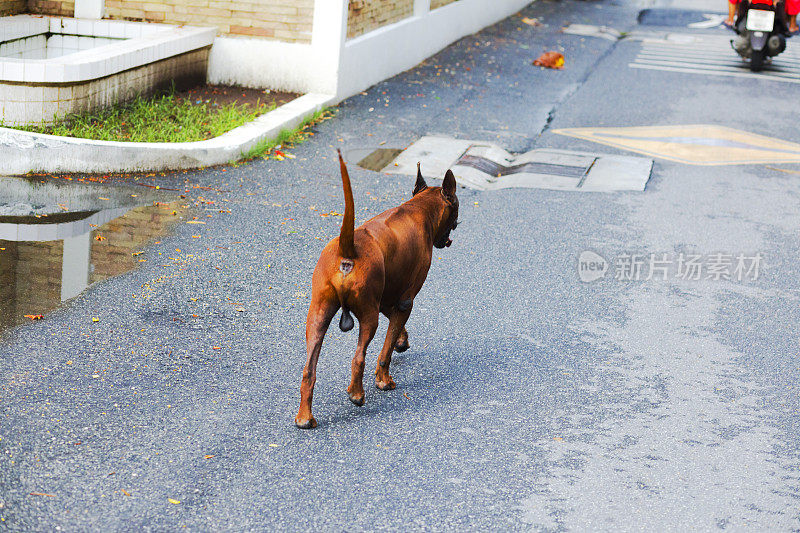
[[337, 149, 356, 259]]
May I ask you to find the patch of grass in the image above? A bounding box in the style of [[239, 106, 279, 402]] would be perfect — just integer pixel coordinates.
[[239, 108, 336, 162], [9, 88, 274, 143]]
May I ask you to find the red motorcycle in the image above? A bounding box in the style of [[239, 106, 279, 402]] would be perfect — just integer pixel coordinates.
[[732, 0, 789, 71]]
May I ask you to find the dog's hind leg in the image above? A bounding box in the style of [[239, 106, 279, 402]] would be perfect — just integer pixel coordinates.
[[375, 306, 413, 391], [295, 298, 338, 429], [381, 306, 410, 353], [347, 307, 379, 406], [394, 327, 410, 353]]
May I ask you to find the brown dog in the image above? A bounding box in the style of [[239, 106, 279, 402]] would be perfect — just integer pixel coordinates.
[[295, 151, 459, 429]]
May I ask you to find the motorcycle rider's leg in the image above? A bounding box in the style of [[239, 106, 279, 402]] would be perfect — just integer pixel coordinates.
[[776, 0, 791, 34], [726, 0, 738, 26], [788, 0, 800, 32]]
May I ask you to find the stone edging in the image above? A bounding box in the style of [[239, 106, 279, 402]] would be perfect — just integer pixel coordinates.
[[0, 92, 335, 175]]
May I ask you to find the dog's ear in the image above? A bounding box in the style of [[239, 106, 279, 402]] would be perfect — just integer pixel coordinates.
[[413, 162, 427, 196], [442, 169, 457, 201]]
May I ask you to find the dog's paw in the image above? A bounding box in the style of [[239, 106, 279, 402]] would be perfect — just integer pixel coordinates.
[[347, 384, 365, 406], [394, 338, 410, 353], [294, 416, 317, 429], [348, 392, 365, 406], [375, 376, 396, 391]]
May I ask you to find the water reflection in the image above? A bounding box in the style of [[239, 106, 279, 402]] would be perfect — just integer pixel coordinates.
[[0, 176, 183, 334]]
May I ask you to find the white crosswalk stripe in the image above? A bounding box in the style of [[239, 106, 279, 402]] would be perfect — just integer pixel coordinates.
[[629, 34, 800, 83]]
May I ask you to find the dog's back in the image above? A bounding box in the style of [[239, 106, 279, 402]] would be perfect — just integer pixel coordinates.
[[315, 187, 439, 328]]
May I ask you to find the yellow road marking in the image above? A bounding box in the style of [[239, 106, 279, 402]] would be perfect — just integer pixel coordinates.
[[554, 125, 800, 165]]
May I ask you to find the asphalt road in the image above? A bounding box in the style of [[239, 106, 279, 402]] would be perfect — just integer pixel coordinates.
[[3, 0, 800, 530]]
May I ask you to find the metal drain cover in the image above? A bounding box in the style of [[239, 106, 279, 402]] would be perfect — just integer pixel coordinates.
[[384, 136, 653, 192], [357, 148, 404, 172]]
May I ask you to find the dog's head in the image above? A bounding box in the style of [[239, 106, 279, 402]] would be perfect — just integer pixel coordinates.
[[414, 164, 459, 249]]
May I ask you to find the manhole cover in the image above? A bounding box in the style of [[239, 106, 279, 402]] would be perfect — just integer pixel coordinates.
[[455, 154, 588, 179], [357, 148, 404, 172], [637, 8, 722, 27], [385, 136, 652, 192]]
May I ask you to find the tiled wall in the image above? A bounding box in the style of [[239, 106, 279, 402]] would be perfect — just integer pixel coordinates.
[[0, 0, 26, 16], [28, 0, 75, 16], [0, 34, 122, 60], [8, 0, 315, 44], [0, 47, 208, 125], [347, 0, 414, 39], [104, 0, 315, 44], [0, 17, 216, 83], [431, 0, 458, 9]]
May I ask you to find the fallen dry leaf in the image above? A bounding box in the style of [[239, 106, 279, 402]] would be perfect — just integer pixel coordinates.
[[533, 51, 565, 69], [24, 314, 43, 320], [521, 16, 542, 26]]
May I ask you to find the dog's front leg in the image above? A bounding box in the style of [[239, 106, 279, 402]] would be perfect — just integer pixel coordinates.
[[295, 300, 338, 429], [375, 303, 413, 390], [347, 309, 378, 406]]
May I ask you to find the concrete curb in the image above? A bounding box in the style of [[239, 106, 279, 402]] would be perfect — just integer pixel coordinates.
[[0, 92, 335, 175]]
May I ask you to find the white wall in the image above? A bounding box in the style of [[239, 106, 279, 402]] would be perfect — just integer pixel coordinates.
[[208, 39, 320, 93], [208, 0, 346, 94], [74, 0, 105, 19], [207, 0, 532, 102]]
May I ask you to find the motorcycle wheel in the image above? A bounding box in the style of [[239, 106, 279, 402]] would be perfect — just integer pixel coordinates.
[[751, 49, 765, 72]]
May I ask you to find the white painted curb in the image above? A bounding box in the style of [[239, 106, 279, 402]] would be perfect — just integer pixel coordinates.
[[0, 92, 335, 175]]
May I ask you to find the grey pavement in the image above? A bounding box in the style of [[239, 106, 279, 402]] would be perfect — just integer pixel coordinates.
[[2, 0, 800, 530]]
